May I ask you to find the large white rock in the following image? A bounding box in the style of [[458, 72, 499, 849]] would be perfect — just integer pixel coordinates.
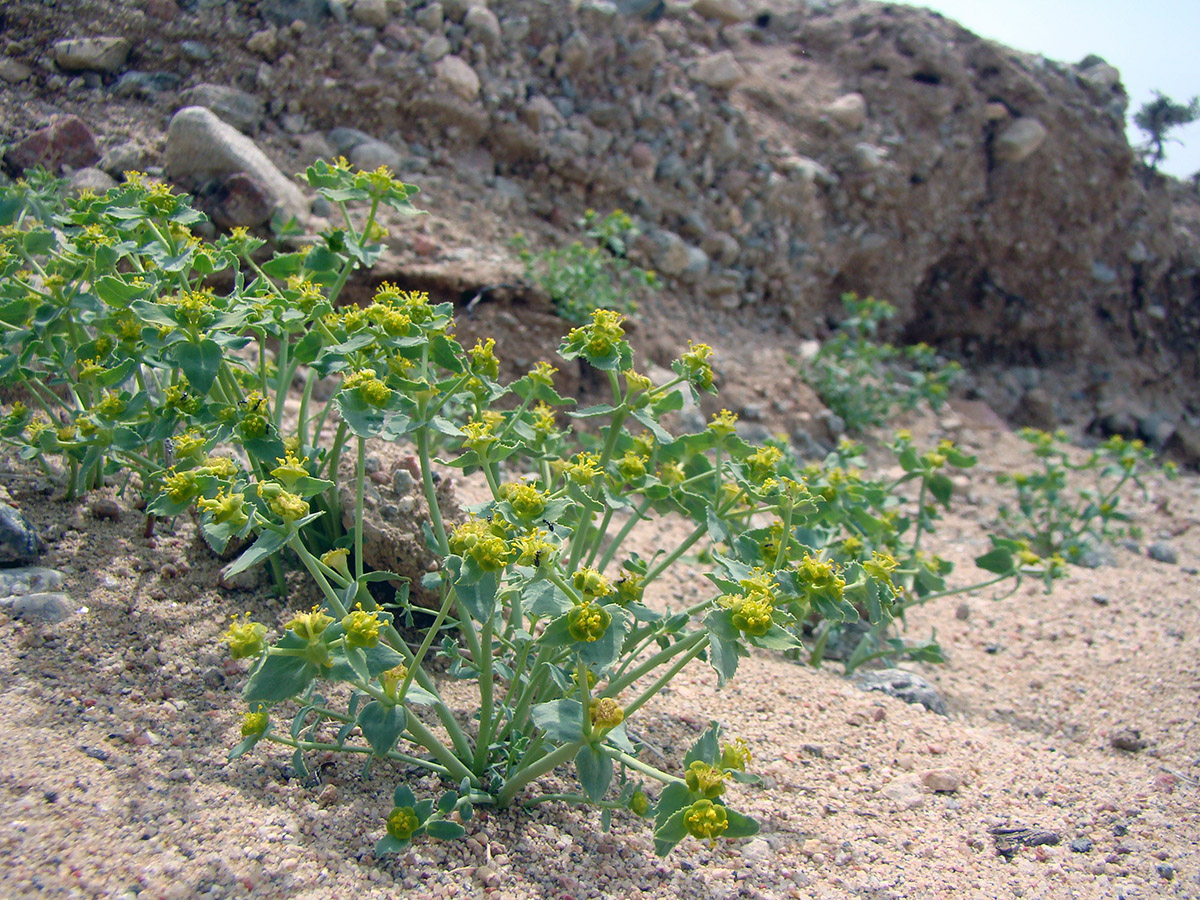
[[994, 117, 1048, 163], [825, 92, 867, 130], [53, 37, 130, 73], [692, 50, 745, 90], [434, 56, 480, 101], [165, 106, 308, 223], [692, 0, 750, 24]]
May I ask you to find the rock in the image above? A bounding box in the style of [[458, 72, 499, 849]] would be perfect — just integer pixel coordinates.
[[740, 837, 772, 862], [203, 173, 276, 228], [1164, 422, 1200, 470], [691, 0, 750, 24], [853, 669, 947, 716], [434, 56, 480, 101], [1069, 838, 1093, 853], [519, 96, 562, 133], [326, 127, 374, 155], [1110, 727, 1147, 752], [0, 567, 65, 598], [0, 503, 41, 565], [350, 0, 389, 27], [348, 139, 402, 172], [464, 5, 502, 48], [69, 167, 117, 194], [182, 84, 265, 134], [0, 57, 33, 83], [112, 70, 182, 98], [994, 117, 1048, 163], [852, 142, 885, 172], [1011, 387, 1057, 430], [415, 2, 443, 30], [165, 106, 309, 225], [52, 37, 131, 74], [1147, 541, 1177, 565], [692, 50, 745, 90], [1078, 62, 1121, 92], [5, 115, 100, 174], [9, 592, 76, 624], [421, 34, 452, 63], [88, 498, 121, 521], [783, 155, 835, 187], [649, 230, 690, 277], [246, 27, 279, 59], [825, 93, 866, 130], [881, 775, 925, 809], [921, 768, 963, 792], [99, 141, 149, 178], [260, 0, 329, 23]]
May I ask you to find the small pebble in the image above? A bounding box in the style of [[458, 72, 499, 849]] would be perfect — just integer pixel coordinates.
[[1091, 593, 1109, 606], [921, 768, 964, 793], [1157, 863, 1176, 880], [1069, 838, 1093, 853], [1110, 728, 1148, 752], [89, 498, 121, 521], [1147, 541, 1178, 564]]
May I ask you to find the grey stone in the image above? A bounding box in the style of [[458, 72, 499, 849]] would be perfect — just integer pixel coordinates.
[[464, 6, 502, 47], [165, 106, 309, 224], [852, 142, 885, 171], [349, 139, 402, 171], [350, 0, 389, 27], [0, 57, 33, 84], [180, 41, 213, 62], [182, 84, 266, 134], [0, 503, 41, 565], [692, 50, 745, 90], [10, 592, 76, 624], [69, 167, 117, 194], [0, 567, 65, 598], [1110, 727, 1147, 752], [1147, 541, 1178, 564], [692, 0, 750, 24], [327, 127, 374, 154], [825, 93, 866, 130], [53, 37, 131, 74], [421, 34, 452, 63], [994, 117, 1048, 163], [1069, 838, 1093, 853], [99, 141, 149, 178], [650, 230, 690, 277], [259, 0, 329, 24], [415, 2, 444, 30], [853, 669, 947, 716], [434, 56, 480, 101]]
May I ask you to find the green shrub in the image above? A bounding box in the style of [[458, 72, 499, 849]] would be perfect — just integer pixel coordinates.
[[0, 164, 1142, 858], [801, 293, 960, 433], [512, 209, 658, 324]]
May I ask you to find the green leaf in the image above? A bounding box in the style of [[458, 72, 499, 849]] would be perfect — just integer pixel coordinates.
[[227, 731, 265, 761], [454, 569, 498, 622], [704, 610, 744, 687], [524, 579, 572, 617], [530, 699, 584, 743], [722, 808, 760, 839], [631, 407, 673, 444], [437, 791, 459, 815], [684, 721, 721, 767], [94, 275, 147, 306], [260, 252, 306, 277], [394, 784, 416, 808], [975, 547, 1014, 575], [653, 807, 690, 857], [222, 527, 289, 579], [174, 339, 223, 394], [706, 507, 728, 543], [374, 834, 410, 856], [243, 651, 319, 703], [927, 472, 953, 508], [576, 744, 613, 800], [577, 606, 630, 674], [357, 700, 407, 757], [425, 820, 466, 840]]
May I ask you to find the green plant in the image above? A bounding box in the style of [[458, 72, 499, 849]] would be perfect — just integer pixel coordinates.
[[801, 293, 960, 433], [993, 429, 1164, 564], [1134, 91, 1199, 170], [0, 164, 1112, 859], [512, 209, 658, 324]]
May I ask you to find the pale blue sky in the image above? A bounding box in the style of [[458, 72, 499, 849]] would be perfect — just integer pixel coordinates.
[[911, 1, 1200, 178]]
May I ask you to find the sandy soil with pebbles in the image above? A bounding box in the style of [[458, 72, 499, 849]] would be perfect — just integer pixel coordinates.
[[0, 387, 1197, 900]]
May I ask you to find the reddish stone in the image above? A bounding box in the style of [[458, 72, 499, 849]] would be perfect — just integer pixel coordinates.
[[5, 115, 100, 173], [142, 0, 180, 19], [207, 172, 274, 228]]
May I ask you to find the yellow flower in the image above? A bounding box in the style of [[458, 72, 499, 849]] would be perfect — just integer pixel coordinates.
[[241, 710, 269, 737], [572, 567, 612, 598], [386, 806, 421, 841], [567, 600, 611, 643], [720, 737, 753, 772], [342, 605, 382, 650], [197, 488, 249, 528], [708, 409, 738, 437], [223, 614, 267, 659], [685, 761, 726, 798], [286, 606, 334, 641], [468, 337, 500, 379], [683, 799, 729, 843], [270, 449, 311, 489], [589, 697, 625, 731]]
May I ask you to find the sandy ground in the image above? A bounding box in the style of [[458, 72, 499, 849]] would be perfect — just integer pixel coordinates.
[[0, 390, 1197, 900]]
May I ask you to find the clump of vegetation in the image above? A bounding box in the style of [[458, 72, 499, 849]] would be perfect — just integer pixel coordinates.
[[1134, 91, 1199, 170], [800, 293, 961, 434], [512, 209, 658, 324], [0, 164, 1165, 859]]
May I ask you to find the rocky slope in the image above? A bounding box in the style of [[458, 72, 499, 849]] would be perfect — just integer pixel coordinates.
[[2, 0, 1199, 438]]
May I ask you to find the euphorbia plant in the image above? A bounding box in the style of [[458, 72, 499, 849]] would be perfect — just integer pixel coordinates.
[[0, 161, 1132, 857]]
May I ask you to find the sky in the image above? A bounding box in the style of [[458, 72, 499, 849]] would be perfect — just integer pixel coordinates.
[[909, 1, 1200, 179]]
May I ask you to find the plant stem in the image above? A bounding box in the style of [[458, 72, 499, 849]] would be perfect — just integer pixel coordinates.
[[354, 436, 366, 581], [603, 630, 707, 698], [496, 740, 583, 808], [262, 733, 452, 777], [604, 749, 685, 786]]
